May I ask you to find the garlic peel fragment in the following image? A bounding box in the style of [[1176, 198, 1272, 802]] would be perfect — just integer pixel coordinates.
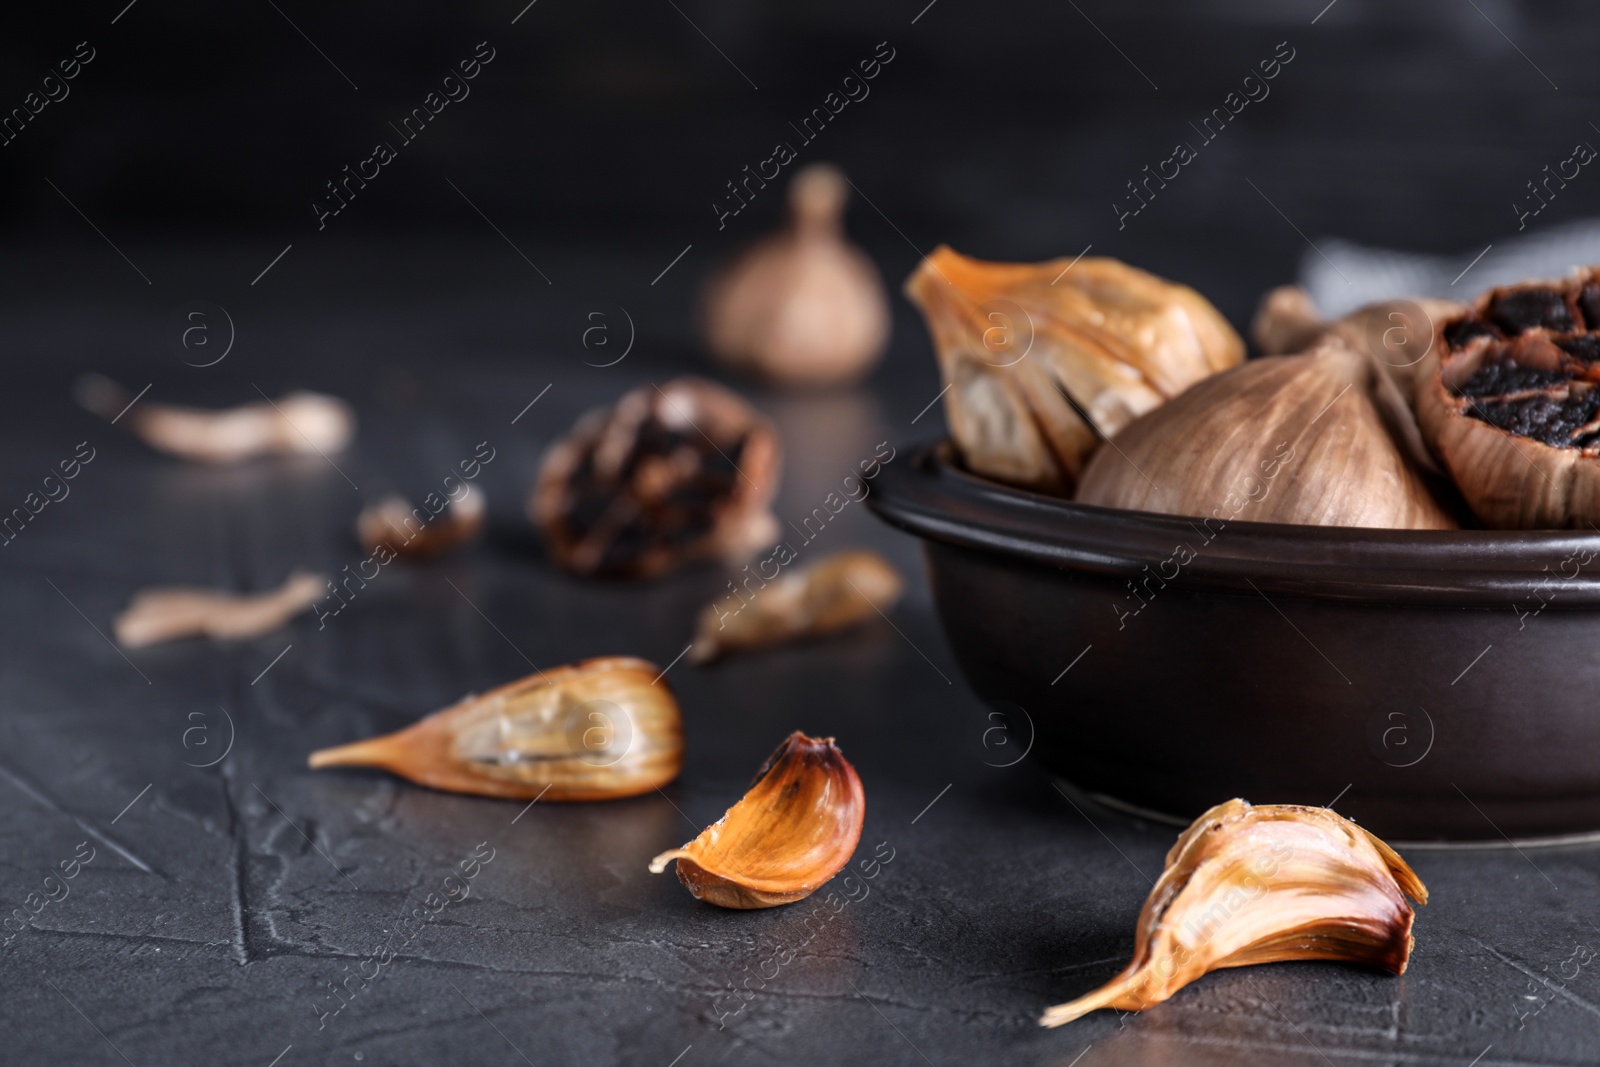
[[689, 549, 902, 664], [649, 732, 864, 908], [1039, 799, 1427, 1028], [357, 490, 485, 560], [308, 657, 683, 801], [76, 374, 355, 465], [113, 570, 326, 648]]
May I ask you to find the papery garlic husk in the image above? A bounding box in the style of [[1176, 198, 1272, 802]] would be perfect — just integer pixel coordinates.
[[114, 570, 326, 648], [1076, 337, 1457, 529], [357, 489, 485, 560], [904, 246, 1244, 495], [75, 374, 355, 465], [689, 549, 902, 664], [1251, 287, 1467, 476], [1416, 268, 1600, 528], [532, 377, 782, 579], [308, 657, 683, 801], [703, 163, 890, 388], [649, 731, 863, 908], [1039, 798, 1428, 1028]]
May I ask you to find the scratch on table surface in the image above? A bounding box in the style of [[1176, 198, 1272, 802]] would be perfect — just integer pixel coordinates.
[[1475, 938, 1600, 1023], [0, 756, 162, 877]]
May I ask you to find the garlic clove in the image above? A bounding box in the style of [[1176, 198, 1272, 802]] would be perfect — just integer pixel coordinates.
[[1250, 285, 1327, 357], [1076, 337, 1457, 529], [531, 377, 782, 579], [114, 570, 326, 648], [1039, 799, 1427, 1028], [308, 657, 683, 802], [648, 731, 864, 909], [904, 247, 1243, 495], [76, 374, 355, 465], [703, 163, 890, 388], [1416, 268, 1600, 528], [356, 489, 485, 560], [689, 549, 902, 664]]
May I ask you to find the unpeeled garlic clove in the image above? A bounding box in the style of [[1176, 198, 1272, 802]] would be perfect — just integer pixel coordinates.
[[689, 549, 902, 664], [356, 490, 485, 560], [532, 377, 782, 579], [1076, 337, 1456, 529], [308, 657, 683, 801], [649, 731, 864, 908], [1039, 798, 1427, 1028], [904, 247, 1244, 496], [702, 163, 890, 388], [75, 374, 355, 465], [1251, 287, 1464, 476], [114, 570, 326, 648]]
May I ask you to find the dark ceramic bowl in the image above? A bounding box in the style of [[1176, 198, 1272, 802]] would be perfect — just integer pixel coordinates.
[[869, 443, 1600, 843]]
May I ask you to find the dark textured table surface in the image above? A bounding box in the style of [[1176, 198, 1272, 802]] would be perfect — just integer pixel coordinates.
[[4, 238, 1600, 1067]]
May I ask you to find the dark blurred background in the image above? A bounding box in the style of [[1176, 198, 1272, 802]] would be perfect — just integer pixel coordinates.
[[2, 0, 1596, 339]]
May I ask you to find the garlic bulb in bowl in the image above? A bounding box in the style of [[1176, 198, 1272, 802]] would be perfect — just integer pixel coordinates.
[[1076, 337, 1456, 530]]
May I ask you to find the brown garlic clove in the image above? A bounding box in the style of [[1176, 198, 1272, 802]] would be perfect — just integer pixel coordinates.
[[75, 374, 355, 465], [1251, 288, 1465, 476], [702, 163, 890, 389], [1250, 285, 1327, 357], [356, 490, 485, 560], [531, 377, 782, 579], [1039, 798, 1427, 1028], [1076, 337, 1457, 529], [114, 570, 326, 648], [1416, 268, 1600, 528], [308, 657, 683, 801], [904, 246, 1244, 496], [689, 550, 902, 665], [649, 731, 864, 908]]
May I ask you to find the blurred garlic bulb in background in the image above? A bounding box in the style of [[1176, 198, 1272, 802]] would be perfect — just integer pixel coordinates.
[[703, 163, 890, 388]]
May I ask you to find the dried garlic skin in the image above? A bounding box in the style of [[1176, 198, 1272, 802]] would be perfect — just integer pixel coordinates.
[[75, 374, 355, 465], [703, 163, 890, 388], [114, 570, 326, 648], [531, 378, 782, 579], [1416, 268, 1600, 528], [1076, 337, 1456, 529], [904, 246, 1243, 495], [357, 490, 485, 560], [308, 657, 683, 802], [649, 732, 864, 909], [1039, 799, 1427, 1028], [689, 550, 902, 664]]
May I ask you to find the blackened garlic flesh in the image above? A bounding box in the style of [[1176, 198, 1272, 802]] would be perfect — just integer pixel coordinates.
[[532, 378, 781, 578], [1417, 268, 1600, 527]]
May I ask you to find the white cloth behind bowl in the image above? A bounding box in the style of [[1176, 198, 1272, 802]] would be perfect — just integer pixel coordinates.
[[1300, 218, 1600, 317]]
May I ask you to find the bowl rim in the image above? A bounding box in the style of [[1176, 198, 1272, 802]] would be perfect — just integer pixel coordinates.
[[867, 442, 1600, 605]]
